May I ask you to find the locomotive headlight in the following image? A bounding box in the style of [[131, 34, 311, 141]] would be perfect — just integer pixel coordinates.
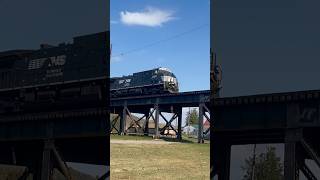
[[161, 75, 179, 92], [162, 76, 177, 86]]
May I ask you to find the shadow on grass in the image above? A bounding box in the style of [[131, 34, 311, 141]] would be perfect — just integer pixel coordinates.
[[161, 136, 196, 143], [110, 134, 209, 144]]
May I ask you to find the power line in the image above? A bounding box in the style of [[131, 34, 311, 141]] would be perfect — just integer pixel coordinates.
[[111, 23, 209, 58]]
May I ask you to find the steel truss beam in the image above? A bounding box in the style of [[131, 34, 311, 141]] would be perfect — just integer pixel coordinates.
[[159, 113, 178, 135], [98, 171, 110, 180], [143, 105, 182, 140], [16, 139, 73, 180], [114, 101, 182, 140], [299, 161, 317, 180], [300, 138, 320, 168], [126, 111, 145, 133], [110, 114, 120, 134], [41, 140, 72, 180]]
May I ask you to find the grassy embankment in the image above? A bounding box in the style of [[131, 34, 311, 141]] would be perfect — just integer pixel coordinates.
[[110, 135, 210, 180]]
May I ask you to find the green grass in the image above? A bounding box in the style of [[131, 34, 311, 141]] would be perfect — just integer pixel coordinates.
[[110, 134, 154, 141], [111, 135, 210, 180]]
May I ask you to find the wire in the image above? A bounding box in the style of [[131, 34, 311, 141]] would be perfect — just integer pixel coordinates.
[[111, 23, 209, 58]]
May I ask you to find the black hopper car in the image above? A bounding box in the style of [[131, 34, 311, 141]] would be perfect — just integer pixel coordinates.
[[111, 67, 179, 98], [0, 32, 109, 114]]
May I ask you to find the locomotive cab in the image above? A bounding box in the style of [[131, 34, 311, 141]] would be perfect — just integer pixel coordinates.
[[157, 67, 179, 93]]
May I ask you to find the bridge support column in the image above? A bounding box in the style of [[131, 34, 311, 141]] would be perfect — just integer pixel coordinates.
[[144, 111, 149, 136], [177, 107, 182, 141], [120, 102, 127, 135], [40, 140, 52, 180], [211, 139, 231, 180], [154, 104, 160, 139], [198, 102, 210, 143], [284, 129, 299, 180], [198, 103, 204, 143], [284, 142, 298, 180], [39, 140, 73, 180]]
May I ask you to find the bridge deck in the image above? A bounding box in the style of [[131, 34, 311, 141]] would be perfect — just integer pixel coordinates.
[[214, 89, 320, 106], [211, 89, 320, 180], [213, 89, 320, 130], [111, 90, 210, 107]]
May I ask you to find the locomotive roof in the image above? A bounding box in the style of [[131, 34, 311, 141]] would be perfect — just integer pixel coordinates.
[[0, 31, 107, 59], [0, 50, 34, 59], [132, 67, 172, 74], [111, 67, 174, 79]]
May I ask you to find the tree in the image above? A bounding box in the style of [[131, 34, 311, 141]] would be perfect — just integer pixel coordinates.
[[241, 146, 284, 180], [185, 108, 198, 126]]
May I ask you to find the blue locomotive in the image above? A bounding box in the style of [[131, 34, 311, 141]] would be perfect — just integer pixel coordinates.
[[111, 67, 179, 97]]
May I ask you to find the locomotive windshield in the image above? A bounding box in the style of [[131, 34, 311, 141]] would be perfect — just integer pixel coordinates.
[[161, 76, 177, 84]]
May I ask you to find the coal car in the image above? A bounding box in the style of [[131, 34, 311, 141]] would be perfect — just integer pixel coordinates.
[[111, 67, 179, 97]]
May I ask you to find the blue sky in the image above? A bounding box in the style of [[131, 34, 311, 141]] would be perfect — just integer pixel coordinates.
[[111, 0, 210, 92]]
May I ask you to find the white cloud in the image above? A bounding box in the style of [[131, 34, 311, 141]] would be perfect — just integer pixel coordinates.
[[111, 56, 123, 63], [120, 7, 175, 27]]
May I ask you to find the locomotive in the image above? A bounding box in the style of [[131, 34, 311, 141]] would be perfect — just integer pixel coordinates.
[[0, 32, 109, 114], [111, 67, 179, 97]]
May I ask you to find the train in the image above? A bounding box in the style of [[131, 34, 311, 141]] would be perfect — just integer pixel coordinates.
[[111, 67, 179, 97], [0, 32, 109, 114]]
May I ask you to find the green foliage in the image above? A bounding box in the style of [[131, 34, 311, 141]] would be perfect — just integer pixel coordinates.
[[241, 146, 284, 180], [185, 108, 198, 126]]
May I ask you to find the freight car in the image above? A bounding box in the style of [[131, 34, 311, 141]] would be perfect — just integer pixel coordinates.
[[0, 32, 109, 114], [111, 67, 179, 97]]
